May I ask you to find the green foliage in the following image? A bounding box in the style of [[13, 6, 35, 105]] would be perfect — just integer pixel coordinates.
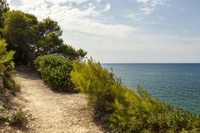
[[0, 0, 9, 29], [0, 39, 19, 92], [8, 110, 27, 126], [71, 58, 200, 132], [3, 103, 12, 109], [1, 10, 87, 64], [36, 17, 63, 56], [71, 59, 118, 114], [0, 0, 9, 13], [0, 115, 7, 123], [0, 110, 27, 126], [34, 55, 75, 92], [56, 45, 87, 60], [1, 10, 38, 64]]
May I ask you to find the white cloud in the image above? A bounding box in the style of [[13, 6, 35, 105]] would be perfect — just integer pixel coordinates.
[[136, 0, 166, 6], [47, 0, 88, 4], [128, 0, 166, 21], [88, 2, 94, 7], [136, 0, 149, 4], [126, 12, 143, 21], [103, 3, 111, 12], [96, 0, 102, 3], [8, 0, 88, 10], [61, 19, 135, 37], [150, 0, 166, 7], [139, 7, 154, 15], [8, 1, 135, 37]]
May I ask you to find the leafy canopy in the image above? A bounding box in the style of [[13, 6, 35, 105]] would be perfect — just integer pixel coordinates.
[[0, 0, 9, 35], [1, 10, 87, 64]]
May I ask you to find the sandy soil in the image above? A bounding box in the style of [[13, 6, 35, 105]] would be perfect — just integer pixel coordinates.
[[8, 66, 105, 133]]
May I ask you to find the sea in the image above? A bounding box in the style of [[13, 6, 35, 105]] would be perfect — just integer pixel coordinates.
[[102, 63, 200, 114]]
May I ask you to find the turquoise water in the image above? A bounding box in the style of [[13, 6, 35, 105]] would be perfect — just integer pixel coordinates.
[[102, 63, 200, 114]]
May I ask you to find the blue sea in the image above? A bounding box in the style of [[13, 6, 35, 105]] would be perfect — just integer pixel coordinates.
[[102, 63, 200, 114]]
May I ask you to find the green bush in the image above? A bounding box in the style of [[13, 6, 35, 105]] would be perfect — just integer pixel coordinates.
[[34, 55, 75, 92], [8, 110, 27, 126], [0, 39, 19, 92], [0, 110, 27, 126], [71, 58, 200, 132]]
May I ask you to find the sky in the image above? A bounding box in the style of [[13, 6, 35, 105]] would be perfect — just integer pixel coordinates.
[[7, 0, 200, 63]]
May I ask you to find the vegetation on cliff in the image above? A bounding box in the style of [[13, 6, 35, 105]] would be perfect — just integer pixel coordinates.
[[71, 59, 200, 132]]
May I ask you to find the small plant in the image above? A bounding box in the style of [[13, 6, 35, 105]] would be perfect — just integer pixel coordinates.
[[3, 103, 12, 109], [0, 110, 27, 127], [0, 116, 7, 123], [8, 110, 27, 126]]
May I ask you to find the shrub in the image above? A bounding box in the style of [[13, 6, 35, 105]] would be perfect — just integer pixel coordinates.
[[71, 58, 200, 132], [0, 39, 19, 93], [8, 110, 27, 126], [0, 110, 27, 126], [34, 55, 75, 92]]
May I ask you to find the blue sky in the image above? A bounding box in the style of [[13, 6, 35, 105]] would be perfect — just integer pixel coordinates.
[[7, 0, 200, 63]]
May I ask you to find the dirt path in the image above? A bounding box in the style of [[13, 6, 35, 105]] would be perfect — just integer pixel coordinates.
[[13, 66, 104, 133]]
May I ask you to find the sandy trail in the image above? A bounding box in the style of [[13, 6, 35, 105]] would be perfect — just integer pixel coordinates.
[[13, 66, 104, 133]]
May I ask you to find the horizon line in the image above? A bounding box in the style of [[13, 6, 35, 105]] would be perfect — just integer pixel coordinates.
[[101, 62, 200, 64]]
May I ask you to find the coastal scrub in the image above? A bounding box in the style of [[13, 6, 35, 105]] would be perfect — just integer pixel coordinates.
[[71, 59, 200, 132]]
